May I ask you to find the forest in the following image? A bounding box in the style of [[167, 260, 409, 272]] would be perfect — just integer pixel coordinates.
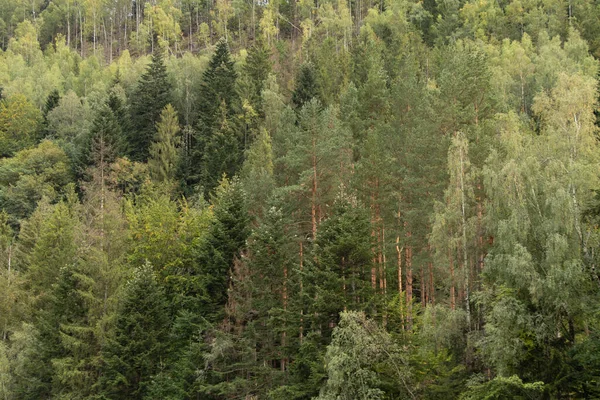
[[0, 0, 600, 397]]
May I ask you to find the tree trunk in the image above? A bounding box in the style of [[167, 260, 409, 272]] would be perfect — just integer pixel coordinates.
[[459, 143, 471, 328], [406, 245, 413, 330]]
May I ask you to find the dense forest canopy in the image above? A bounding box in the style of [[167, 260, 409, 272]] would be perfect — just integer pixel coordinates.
[[0, 0, 600, 397]]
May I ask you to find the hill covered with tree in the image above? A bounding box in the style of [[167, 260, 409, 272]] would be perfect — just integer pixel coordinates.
[[1, 0, 600, 397]]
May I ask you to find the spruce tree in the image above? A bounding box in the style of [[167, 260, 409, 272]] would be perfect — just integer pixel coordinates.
[[305, 198, 375, 341], [200, 106, 243, 194], [188, 39, 239, 191], [149, 104, 180, 183], [98, 263, 171, 399], [129, 47, 171, 162], [292, 63, 319, 109], [13, 265, 89, 399], [40, 89, 60, 139], [106, 84, 131, 155], [238, 42, 272, 112], [196, 39, 238, 134], [196, 177, 249, 321]]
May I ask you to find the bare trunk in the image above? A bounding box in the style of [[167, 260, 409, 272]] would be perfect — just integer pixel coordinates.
[[450, 249, 455, 310], [405, 237, 413, 330], [396, 236, 404, 330], [459, 145, 471, 328], [311, 139, 317, 240], [299, 241, 304, 343]]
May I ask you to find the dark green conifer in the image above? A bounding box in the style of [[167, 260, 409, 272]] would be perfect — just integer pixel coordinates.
[[188, 39, 240, 192], [292, 63, 319, 109], [99, 263, 170, 399], [196, 177, 249, 321], [39, 89, 60, 139], [128, 47, 171, 162]]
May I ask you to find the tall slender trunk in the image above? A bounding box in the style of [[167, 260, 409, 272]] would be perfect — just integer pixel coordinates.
[[311, 139, 317, 240], [396, 236, 404, 330], [79, 9, 84, 57], [429, 261, 434, 305], [449, 249, 455, 310], [420, 266, 426, 306], [299, 241, 304, 343], [2, 243, 12, 341], [459, 144, 471, 328], [405, 233, 413, 330], [282, 259, 288, 371]]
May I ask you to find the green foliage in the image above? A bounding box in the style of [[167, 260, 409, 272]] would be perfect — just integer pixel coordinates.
[[0, 1, 600, 398], [292, 63, 318, 109], [149, 104, 181, 183], [305, 199, 375, 339], [0, 140, 73, 225], [196, 177, 249, 320], [189, 39, 241, 193], [98, 263, 171, 399], [128, 48, 171, 162], [316, 311, 413, 400], [0, 94, 41, 157], [459, 375, 545, 400]]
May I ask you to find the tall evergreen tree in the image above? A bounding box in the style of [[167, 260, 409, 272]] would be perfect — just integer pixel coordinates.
[[40, 89, 60, 140], [196, 177, 250, 321], [305, 198, 375, 341], [128, 47, 171, 162], [149, 104, 180, 183], [98, 263, 171, 399], [187, 39, 239, 191], [292, 63, 319, 109], [106, 84, 131, 155], [238, 42, 272, 113]]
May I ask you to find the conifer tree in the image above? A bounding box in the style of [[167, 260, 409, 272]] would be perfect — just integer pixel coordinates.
[[40, 89, 60, 139], [13, 265, 90, 399], [106, 84, 131, 155], [149, 104, 180, 183], [282, 99, 351, 239], [304, 198, 374, 341], [188, 39, 239, 191], [197, 177, 250, 321], [199, 106, 243, 194], [238, 42, 272, 112], [98, 263, 171, 399], [22, 192, 80, 307], [83, 103, 124, 172], [292, 63, 319, 109], [241, 128, 275, 217], [129, 47, 171, 162]]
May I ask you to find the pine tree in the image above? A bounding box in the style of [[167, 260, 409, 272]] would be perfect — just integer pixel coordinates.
[[129, 47, 171, 162], [149, 104, 181, 183], [282, 99, 351, 239], [98, 263, 171, 399]]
